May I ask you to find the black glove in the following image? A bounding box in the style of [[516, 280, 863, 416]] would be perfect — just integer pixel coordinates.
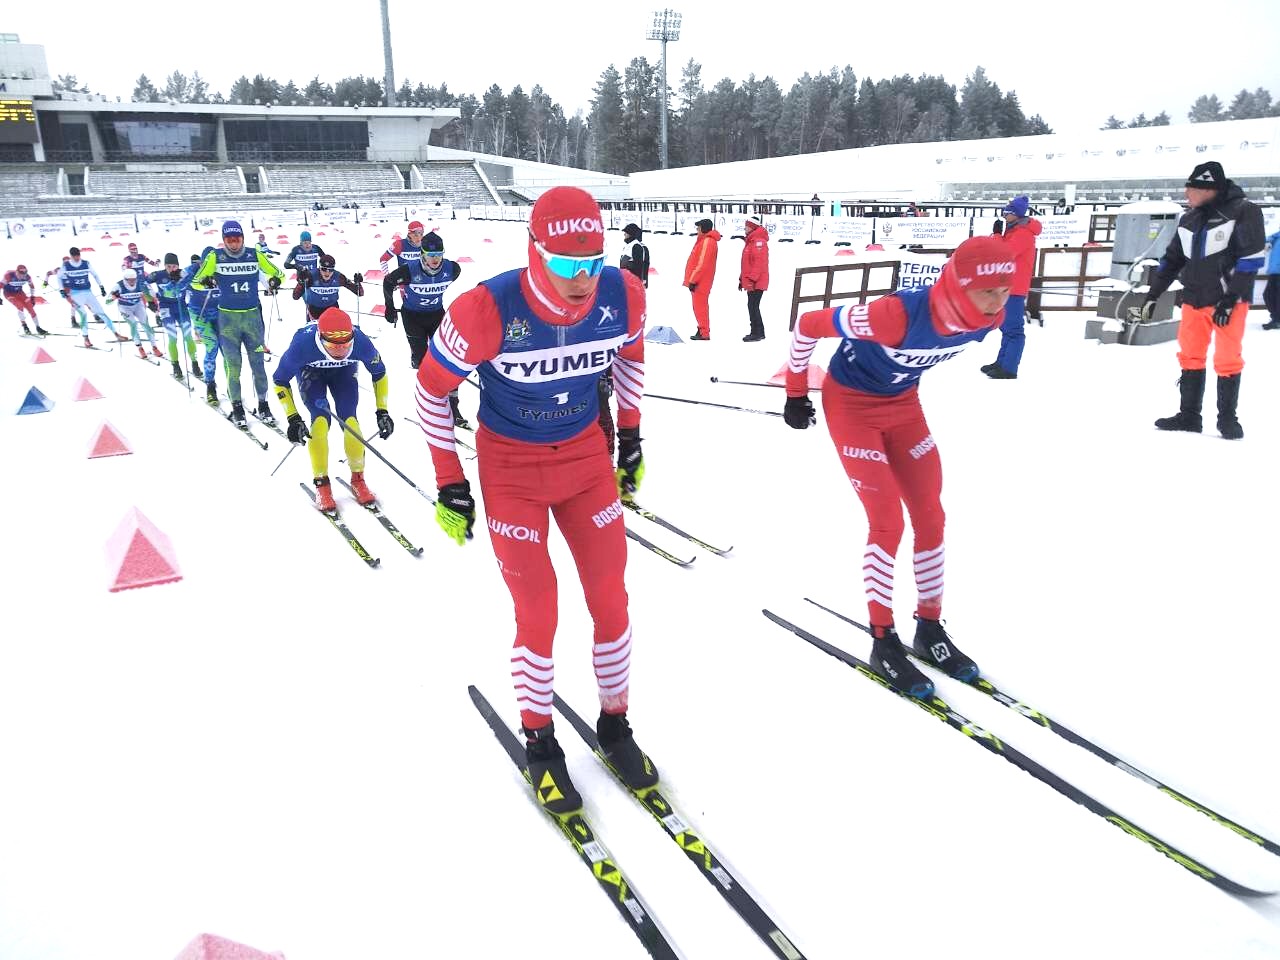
[[99, 285, 107, 296], [267, 275, 282, 292], [147, 301, 159, 314], [353, 272, 363, 284], [738, 283, 745, 291], [616, 427, 644, 496], [201, 276, 218, 289], [286, 413, 310, 445], [298, 271, 312, 287], [687, 282, 698, 293], [376, 408, 394, 439], [992, 219, 1005, 236], [384, 305, 398, 326], [437, 481, 476, 544], [784, 395, 816, 429], [1213, 294, 1238, 327]]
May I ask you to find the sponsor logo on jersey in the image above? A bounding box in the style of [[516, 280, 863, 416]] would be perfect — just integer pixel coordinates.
[[504, 317, 532, 343], [841, 445, 888, 463], [494, 341, 623, 383], [217, 261, 261, 276], [591, 500, 625, 529], [487, 518, 542, 543], [546, 217, 603, 238], [908, 434, 937, 460], [883, 344, 970, 367], [596, 304, 617, 326]]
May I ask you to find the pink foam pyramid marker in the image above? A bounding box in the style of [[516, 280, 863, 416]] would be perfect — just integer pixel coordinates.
[[73, 377, 105, 401], [87, 421, 134, 458], [174, 933, 284, 960], [105, 507, 182, 592], [30, 346, 55, 363]]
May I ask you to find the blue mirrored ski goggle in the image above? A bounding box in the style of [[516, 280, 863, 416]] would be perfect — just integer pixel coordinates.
[[534, 241, 606, 280]]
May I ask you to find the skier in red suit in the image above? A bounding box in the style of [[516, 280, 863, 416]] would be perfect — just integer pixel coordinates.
[[783, 236, 1014, 700], [415, 186, 656, 813]]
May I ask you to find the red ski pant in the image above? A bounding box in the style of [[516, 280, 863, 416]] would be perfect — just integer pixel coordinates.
[[1177, 302, 1247, 377], [477, 424, 633, 732], [690, 286, 711, 336], [822, 379, 945, 629], [4, 292, 37, 320]]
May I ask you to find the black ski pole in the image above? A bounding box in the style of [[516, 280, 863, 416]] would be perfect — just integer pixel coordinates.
[[331, 413, 436, 505], [709, 376, 784, 389], [646, 392, 783, 417]]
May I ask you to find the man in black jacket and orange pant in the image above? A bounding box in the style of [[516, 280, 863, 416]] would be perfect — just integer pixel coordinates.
[[1132, 161, 1264, 440]]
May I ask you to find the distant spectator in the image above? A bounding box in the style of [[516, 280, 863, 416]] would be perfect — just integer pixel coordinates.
[[1264, 227, 1280, 331], [684, 219, 720, 340], [810, 193, 822, 216], [739, 213, 770, 342], [619, 223, 650, 287], [980, 195, 1041, 380]]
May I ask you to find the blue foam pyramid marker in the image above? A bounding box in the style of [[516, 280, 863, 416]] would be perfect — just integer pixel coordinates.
[[17, 386, 54, 415], [644, 325, 684, 345]]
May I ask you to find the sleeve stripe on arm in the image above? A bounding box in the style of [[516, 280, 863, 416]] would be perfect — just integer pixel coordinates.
[[1236, 255, 1264, 273], [612, 357, 645, 410], [415, 383, 457, 452], [427, 338, 477, 379]]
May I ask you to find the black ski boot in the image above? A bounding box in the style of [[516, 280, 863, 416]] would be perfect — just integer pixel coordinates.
[[597, 711, 659, 791], [256, 400, 276, 426], [35, 325, 50, 336], [1216, 373, 1243, 440], [981, 362, 1017, 380], [20, 322, 31, 335], [171, 360, 184, 381], [1154, 369, 1204, 433], [869, 625, 934, 699], [205, 382, 218, 406], [523, 723, 582, 815], [191, 359, 202, 378], [912, 616, 979, 682], [229, 401, 247, 428], [448, 393, 470, 429]]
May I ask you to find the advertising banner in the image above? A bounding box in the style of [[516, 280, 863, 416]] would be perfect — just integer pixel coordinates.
[[813, 217, 875, 248], [875, 217, 972, 248], [135, 212, 196, 231], [1037, 214, 1092, 248], [6, 217, 76, 238], [76, 214, 138, 234], [894, 251, 948, 289], [771, 216, 811, 242]]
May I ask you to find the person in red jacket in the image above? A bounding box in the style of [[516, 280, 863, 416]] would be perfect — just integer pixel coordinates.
[[739, 213, 770, 341], [980, 195, 1041, 378], [684, 218, 720, 340], [3, 265, 47, 335]]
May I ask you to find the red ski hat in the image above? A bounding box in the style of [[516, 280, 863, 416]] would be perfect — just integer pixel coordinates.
[[529, 186, 604, 255], [16, 264, 27, 273], [948, 236, 1017, 290], [127, 242, 138, 252], [317, 306, 354, 342], [407, 220, 425, 233]]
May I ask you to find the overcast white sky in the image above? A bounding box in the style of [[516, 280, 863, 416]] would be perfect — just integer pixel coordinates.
[[10, 0, 1280, 134]]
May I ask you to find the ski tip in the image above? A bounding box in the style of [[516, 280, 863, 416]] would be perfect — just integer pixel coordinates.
[[709, 376, 718, 382]]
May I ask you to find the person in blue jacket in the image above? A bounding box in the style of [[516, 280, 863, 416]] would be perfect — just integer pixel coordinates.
[[1264, 228, 1280, 331]]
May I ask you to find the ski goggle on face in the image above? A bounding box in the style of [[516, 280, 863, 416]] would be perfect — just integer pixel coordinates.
[[534, 241, 606, 280]]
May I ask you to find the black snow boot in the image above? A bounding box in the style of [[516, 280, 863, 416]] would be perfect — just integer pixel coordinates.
[[256, 400, 276, 426], [869, 625, 934, 699], [229, 401, 247, 427], [1216, 373, 1243, 440], [1154, 369, 1205, 432], [597, 711, 659, 791], [912, 616, 979, 682], [171, 360, 184, 381], [524, 723, 582, 815]]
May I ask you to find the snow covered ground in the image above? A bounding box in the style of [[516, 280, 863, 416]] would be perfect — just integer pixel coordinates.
[[1, 215, 1277, 960]]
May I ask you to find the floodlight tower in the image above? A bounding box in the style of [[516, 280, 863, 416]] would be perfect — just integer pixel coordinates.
[[647, 8, 682, 169], [381, 0, 396, 106]]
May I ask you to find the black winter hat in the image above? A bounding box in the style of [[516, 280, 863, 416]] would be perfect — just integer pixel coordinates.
[[164, 252, 179, 265], [423, 231, 445, 252], [623, 222, 641, 239], [1186, 161, 1226, 190], [695, 218, 714, 232]]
